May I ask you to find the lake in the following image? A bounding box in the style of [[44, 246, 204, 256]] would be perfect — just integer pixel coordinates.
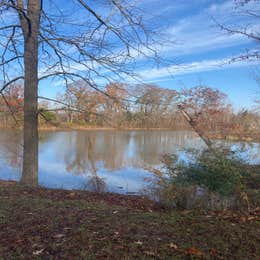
[[0, 130, 259, 194]]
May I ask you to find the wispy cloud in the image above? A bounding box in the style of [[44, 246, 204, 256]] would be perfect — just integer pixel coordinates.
[[141, 0, 259, 58], [137, 57, 259, 81]]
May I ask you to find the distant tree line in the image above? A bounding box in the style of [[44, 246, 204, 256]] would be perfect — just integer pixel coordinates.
[[0, 82, 260, 137]]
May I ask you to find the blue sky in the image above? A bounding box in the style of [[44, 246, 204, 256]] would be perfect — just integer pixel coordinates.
[[1, 0, 259, 110], [38, 0, 259, 110], [133, 0, 259, 109]]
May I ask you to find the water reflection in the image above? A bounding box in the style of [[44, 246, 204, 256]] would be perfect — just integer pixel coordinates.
[[0, 130, 259, 194], [57, 130, 205, 170], [0, 130, 22, 181]]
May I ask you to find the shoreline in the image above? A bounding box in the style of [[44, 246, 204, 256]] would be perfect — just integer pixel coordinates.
[[207, 133, 260, 142], [39, 126, 182, 131], [0, 180, 158, 210], [0, 125, 259, 142]]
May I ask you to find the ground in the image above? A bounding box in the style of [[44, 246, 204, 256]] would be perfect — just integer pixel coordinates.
[[0, 181, 259, 259]]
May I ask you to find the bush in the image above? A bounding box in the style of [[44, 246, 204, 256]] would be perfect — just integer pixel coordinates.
[[149, 149, 250, 209], [170, 150, 247, 196]]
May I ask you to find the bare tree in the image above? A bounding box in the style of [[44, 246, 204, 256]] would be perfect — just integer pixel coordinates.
[[133, 84, 179, 128], [0, 0, 158, 186], [216, 0, 260, 62]]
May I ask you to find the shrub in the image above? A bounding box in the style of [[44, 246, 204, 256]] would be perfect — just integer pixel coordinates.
[[149, 149, 250, 209], [171, 150, 247, 196]]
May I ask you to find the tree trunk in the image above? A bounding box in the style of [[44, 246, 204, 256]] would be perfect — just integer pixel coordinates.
[[19, 0, 41, 187]]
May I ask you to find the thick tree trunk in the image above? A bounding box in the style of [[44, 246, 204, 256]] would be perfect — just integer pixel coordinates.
[[19, 0, 41, 187]]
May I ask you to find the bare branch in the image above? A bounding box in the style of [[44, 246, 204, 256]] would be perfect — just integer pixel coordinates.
[[0, 55, 23, 66], [0, 76, 24, 93], [0, 92, 19, 125], [218, 22, 260, 42]]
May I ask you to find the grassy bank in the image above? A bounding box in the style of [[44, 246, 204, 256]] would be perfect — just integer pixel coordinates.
[[0, 181, 259, 259]]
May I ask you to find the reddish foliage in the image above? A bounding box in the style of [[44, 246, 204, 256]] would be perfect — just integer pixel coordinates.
[[181, 86, 233, 133], [4, 84, 24, 113]]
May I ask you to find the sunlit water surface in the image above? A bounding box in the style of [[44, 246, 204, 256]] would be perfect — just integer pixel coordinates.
[[0, 130, 259, 194]]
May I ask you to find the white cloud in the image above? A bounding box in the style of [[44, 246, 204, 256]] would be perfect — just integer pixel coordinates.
[[137, 57, 260, 81], [141, 0, 259, 58]]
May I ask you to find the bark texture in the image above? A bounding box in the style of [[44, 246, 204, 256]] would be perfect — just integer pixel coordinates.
[[19, 0, 41, 186]]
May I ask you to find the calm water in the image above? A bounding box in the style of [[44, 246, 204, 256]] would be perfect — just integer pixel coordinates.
[[0, 130, 259, 194]]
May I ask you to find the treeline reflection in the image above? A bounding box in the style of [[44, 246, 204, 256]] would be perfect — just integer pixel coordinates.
[[52, 130, 203, 175], [0, 130, 259, 192]]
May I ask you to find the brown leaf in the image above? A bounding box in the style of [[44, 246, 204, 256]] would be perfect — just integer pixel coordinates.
[[69, 192, 76, 197], [210, 248, 218, 256], [247, 216, 257, 221], [185, 247, 204, 256]]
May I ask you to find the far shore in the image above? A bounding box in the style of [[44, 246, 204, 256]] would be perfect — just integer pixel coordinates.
[[0, 125, 194, 132], [0, 125, 259, 142], [39, 126, 189, 132]]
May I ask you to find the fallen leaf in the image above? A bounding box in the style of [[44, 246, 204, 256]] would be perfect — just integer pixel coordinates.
[[33, 249, 44, 255], [185, 247, 204, 256], [248, 216, 257, 221], [53, 234, 65, 239], [210, 248, 217, 256], [169, 243, 178, 249], [63, 227, 72, 230], [144, 251, 156, 256], [239, 216, 246, 222]]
